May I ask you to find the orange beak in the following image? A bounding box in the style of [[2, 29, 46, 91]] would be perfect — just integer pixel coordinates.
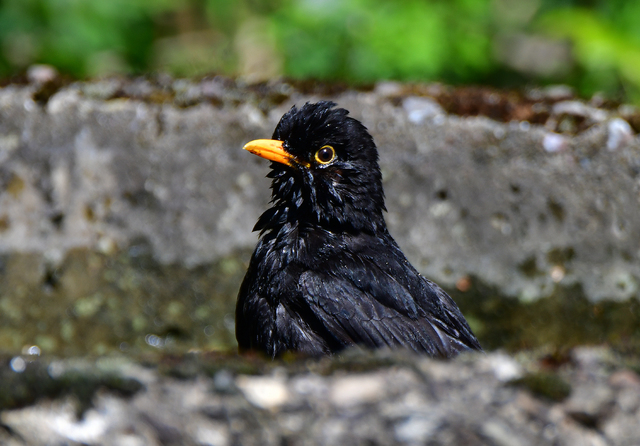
[[243, 139, 294, 166]]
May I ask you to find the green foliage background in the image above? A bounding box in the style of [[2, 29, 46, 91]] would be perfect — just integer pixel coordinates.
[[1, 0, 639, 102]]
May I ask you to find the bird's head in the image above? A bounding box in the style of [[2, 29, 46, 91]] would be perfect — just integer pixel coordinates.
[[244, 101, 386, 235]]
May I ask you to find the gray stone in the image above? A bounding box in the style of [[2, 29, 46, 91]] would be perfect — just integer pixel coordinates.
[[1, 77, 640, 356], [236, 374, 291, 410], [1, 350, 639, 445], [1, 79, 638, 304]]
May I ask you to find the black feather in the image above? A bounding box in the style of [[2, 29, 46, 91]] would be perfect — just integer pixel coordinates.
[[236, 102, 482, 358]]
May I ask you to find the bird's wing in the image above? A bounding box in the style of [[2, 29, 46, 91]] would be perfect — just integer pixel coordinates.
[[298, 263, 477, 357], [418, 277, 483, 352], [349, 241, 482, 353]]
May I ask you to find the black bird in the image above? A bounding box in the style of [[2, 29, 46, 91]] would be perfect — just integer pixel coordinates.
[[236, 101, 481, 358]]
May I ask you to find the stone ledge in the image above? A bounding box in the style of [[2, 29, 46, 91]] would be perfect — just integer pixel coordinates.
[[1, 348, 639, 446]]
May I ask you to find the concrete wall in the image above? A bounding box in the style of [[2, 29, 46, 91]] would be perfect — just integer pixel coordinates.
[[1, 79, 638, 304]]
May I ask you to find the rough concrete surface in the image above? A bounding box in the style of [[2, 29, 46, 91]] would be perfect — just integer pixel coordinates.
[[1, 76, 640, 445], [1, 78, 638, 303], [1, 348, 640, 446], [1, 77, 640, 355]]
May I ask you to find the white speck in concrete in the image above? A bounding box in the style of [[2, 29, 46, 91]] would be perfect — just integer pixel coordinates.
[[542, 132, 568, 153], [394, 413, 441, 444], [403, 97, 445, 124], [236, 375, 290, 410], [330, 374, 385, 407], [482, 353, 523, 381], [606, 118, 633, 151]]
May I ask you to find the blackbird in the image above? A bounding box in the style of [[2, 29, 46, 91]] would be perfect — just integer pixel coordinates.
[[236, 101, 481, 358]]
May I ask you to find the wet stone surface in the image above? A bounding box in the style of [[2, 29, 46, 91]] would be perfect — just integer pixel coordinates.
[[1, 244, 640, 357], [0, 245, 245, 356]]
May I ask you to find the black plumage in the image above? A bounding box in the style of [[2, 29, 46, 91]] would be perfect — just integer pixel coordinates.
[[236, 101, 482, 358]]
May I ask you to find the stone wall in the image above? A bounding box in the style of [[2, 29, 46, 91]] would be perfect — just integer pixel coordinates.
[[1, 76, 640, 446], [2, 79, 639, 299], [0, 77, 639, 355]]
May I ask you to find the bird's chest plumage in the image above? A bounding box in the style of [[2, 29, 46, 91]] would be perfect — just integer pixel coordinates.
[[236, 226, 337, 356], [252, 226, 333, 302]]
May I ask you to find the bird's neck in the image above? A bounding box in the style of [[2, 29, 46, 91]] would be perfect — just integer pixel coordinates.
[[256, 199, 386, 238], [257, 218, 341, 269], [254, 167, 388, 251], [253, 197, 389, 268]]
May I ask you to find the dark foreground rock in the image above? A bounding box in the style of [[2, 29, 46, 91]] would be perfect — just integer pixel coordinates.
[[1, 348, 639, 446]]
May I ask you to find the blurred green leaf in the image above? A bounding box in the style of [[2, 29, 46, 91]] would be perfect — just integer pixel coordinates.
[[537, 7, 640, 101], [0, 0, 640, 104]]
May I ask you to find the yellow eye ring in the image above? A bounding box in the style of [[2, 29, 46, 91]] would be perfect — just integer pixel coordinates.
[[315, 145, 336, 165]]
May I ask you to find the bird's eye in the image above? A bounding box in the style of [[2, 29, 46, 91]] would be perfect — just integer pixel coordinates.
[[315, 145, 336, 165]]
